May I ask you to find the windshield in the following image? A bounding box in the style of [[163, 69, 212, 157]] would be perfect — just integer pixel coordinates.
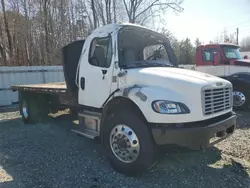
[[143, 44, 169, 61], [121, 43, 174, 69], [222, 46, 241, 59], [118, 27, 176, 69]]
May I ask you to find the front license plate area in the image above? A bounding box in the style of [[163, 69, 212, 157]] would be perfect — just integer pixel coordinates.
[[209, 130, 228, 145]]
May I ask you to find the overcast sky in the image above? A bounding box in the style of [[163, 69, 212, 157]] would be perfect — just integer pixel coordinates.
[[165, 0, 250, 44]]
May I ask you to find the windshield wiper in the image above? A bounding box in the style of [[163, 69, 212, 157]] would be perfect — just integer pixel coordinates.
[[149, 62, 174, 67], [123, 61, 175, 69], [131, 62, 174, 68], [118, 63, 174, 69]]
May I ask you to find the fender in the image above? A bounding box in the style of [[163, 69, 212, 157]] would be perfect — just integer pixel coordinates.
[[226, 72, 250, 91], [102, 85, 198, 123]]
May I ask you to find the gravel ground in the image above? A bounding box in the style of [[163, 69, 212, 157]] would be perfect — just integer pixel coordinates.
[[0, 108, 250, 188]]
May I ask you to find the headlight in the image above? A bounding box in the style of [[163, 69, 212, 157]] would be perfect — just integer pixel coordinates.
[[152, 100, 190, 114]]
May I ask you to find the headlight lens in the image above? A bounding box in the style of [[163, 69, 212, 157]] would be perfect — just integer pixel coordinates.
[[152, 100, 190, 114]]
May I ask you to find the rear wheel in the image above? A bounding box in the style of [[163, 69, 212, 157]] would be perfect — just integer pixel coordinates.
[[102, 109, 156, 176], [19, 92, 49, 123], [21, 99, 29, 120]]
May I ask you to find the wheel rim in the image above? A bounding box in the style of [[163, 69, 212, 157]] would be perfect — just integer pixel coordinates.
[[233, 91, 246, 107], [109, 124, 140, 163], [22, 100, 28, 118]]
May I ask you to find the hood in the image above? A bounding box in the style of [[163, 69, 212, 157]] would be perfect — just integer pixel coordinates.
[[122, 67, 231, 93], [126, 67, 228, 84], [233, 59, 250, 67]]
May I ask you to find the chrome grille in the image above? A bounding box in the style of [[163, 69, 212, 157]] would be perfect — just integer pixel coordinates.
[[202, 86, 232, 115]]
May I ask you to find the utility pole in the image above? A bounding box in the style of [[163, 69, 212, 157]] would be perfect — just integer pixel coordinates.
[[236, 28, 239, 45]]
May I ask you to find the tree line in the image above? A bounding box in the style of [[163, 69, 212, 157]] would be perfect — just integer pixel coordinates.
[[1, 0, 249, 67], [0, 0, 185, 66]]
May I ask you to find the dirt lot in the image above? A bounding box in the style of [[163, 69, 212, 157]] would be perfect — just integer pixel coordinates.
[[0, 108, 250, 188]]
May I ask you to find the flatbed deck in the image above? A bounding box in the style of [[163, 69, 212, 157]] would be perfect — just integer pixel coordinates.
[[11, 82, 67, 93]]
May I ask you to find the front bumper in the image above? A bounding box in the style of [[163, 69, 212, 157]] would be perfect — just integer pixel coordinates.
[[151, 112, 237, 150]]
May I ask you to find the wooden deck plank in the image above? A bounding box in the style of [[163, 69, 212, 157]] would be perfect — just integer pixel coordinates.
[[11, 82, 67, 93], [12, 82, 66, 89]]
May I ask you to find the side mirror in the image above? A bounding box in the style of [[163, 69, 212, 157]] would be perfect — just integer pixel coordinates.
[[213, 52, 220, 66]]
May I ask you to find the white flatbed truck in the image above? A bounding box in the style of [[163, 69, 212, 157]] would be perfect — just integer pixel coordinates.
[[11, 23, 237, 176]]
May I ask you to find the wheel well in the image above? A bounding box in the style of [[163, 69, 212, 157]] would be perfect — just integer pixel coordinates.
[[101, 97, 147, 124], [231, 80, 249, 90], [99, 97, 150, 147]]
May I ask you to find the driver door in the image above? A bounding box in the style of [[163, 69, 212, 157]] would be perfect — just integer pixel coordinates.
[[197, 48, 225, 77], [78, 34, 114, 108]]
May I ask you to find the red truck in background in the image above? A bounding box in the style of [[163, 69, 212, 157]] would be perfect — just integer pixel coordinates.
[[181, 43, 250, 110]]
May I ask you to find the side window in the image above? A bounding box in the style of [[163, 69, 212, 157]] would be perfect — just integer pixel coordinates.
[[202, 49, 220, 62], [89, 37, 113, 68], [202, 50, 212, 61]]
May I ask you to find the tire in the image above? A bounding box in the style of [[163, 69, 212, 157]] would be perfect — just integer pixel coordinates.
[[19, 92, 48, 124], [233, 88, 249, 110], [102, 109, 156, 177]]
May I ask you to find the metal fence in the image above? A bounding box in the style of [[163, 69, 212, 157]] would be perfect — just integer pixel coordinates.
[[0, 64, 212, 107], [0, 66, 64, 107]]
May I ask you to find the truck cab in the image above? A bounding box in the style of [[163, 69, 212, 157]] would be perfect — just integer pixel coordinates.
[[194, 44, 250, 109], [12, 23, 237, 176]]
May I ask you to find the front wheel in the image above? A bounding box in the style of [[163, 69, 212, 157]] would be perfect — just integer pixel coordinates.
[[102, 109, 156, 177], [233, 89, 249, 110]]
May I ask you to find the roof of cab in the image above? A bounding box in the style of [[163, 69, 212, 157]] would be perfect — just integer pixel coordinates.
[[197, 43, 240, 49], [90, 23, 157, 35]]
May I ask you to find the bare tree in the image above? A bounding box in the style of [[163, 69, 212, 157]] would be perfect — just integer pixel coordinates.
[[91, 0, 98, 28], [93, 0, 117, 26], [96, 0, 106, 25], [0, 0, 184, 66], [123, 0, 183, 23], [195, 38, 202, 48], [42, 0, 50, 64], [0, 21, 7, 64], [113, 0, 116, 22], [1, 0, 13, 57], [105, 0, 112, 24]]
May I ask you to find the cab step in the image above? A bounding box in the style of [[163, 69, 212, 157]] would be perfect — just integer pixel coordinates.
[[78, 110, 102, 119], [71, 110, 101, 139], [71, 129, 99, 139]]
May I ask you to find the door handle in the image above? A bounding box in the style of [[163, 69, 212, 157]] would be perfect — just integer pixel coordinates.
[[102, 70, 107, 79], [80, 77, 85, 90]]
